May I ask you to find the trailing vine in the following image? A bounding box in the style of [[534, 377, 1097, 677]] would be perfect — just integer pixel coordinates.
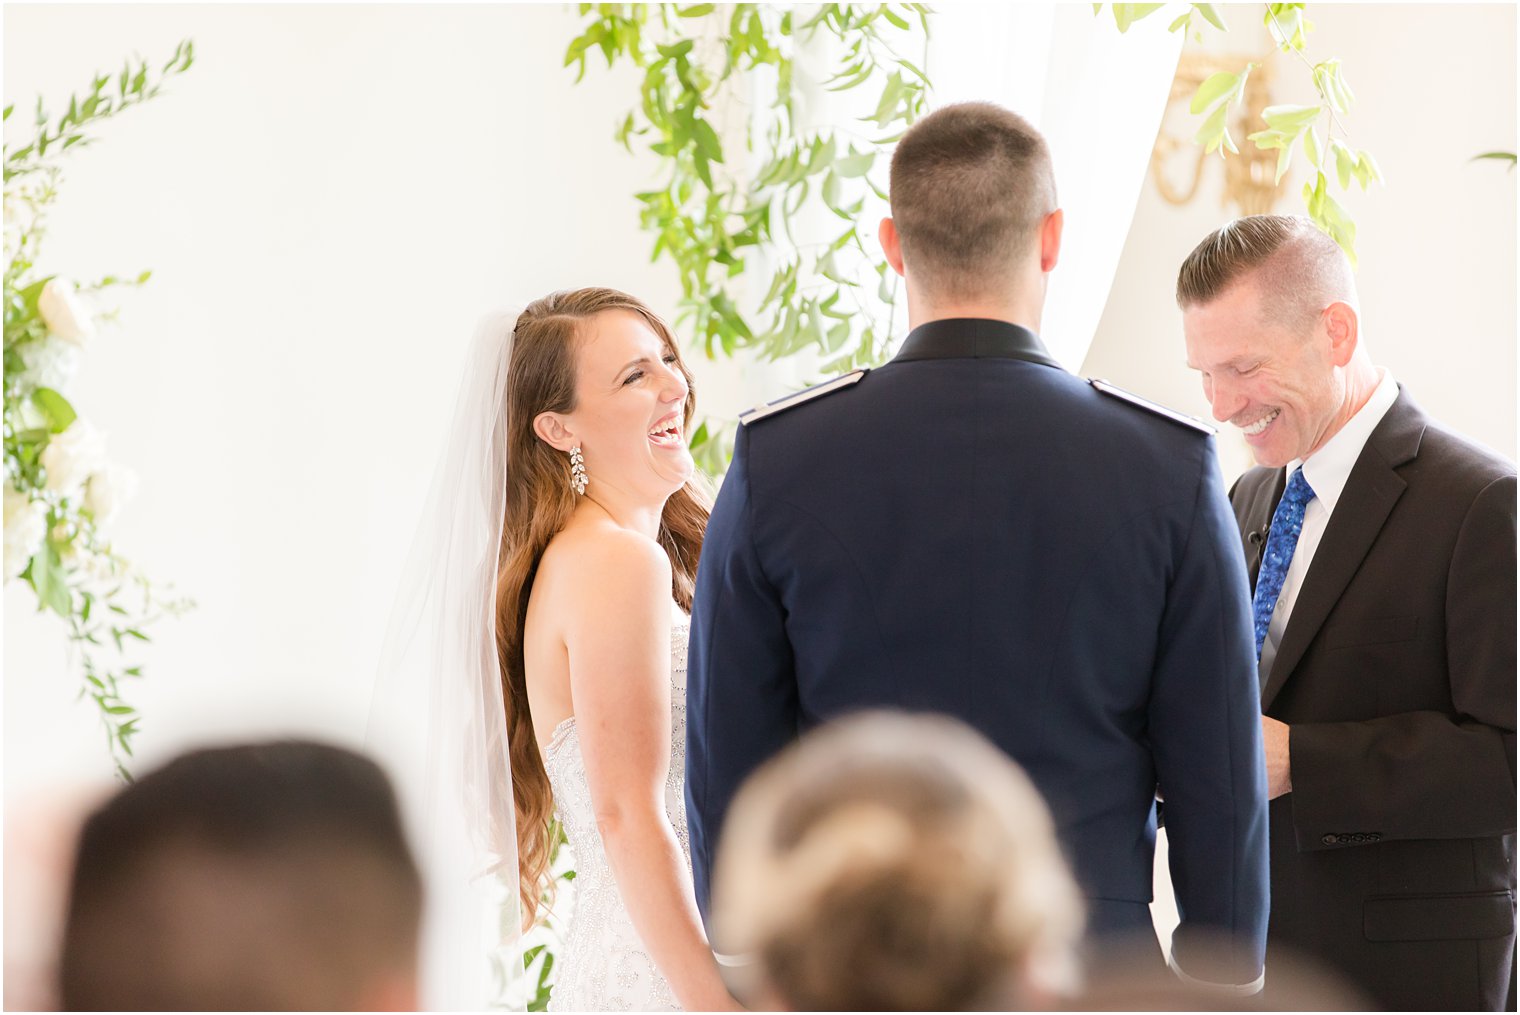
[[1102, 3, 1382, 264], [4, 41, 196, 779], [566, 3, 931, 474]]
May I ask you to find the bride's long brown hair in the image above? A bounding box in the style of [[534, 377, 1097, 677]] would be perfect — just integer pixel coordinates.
[[496, 288, 710, 926]]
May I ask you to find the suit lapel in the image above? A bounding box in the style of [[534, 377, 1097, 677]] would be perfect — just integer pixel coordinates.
[[1261, 393, 1427, 709]]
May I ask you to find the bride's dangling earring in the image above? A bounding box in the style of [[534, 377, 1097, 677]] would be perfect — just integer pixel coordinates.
[[569, 445, 589, 495]]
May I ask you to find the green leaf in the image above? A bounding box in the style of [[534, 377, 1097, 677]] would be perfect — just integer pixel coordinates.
[[1302, 125, 1322, 170], [1194, 4, 1226, 30], [1317, 186, 1357, 267], [1472, 151, 1518, 169], [1261, 103, 1322, 133], [820, 168, 841, 209], [1190, 71, 1239, 115], [677, 3, 714, 16], [1247, 128, 1290, 151], [1274, 144, 1293, 185], [691, 117, 723, 163], [31, 544, 71, 618], [1194, 102, 1229, 152], [31, 387, 77, 433], [1355, 149, 1383, 188], [870, 71, 905, 127], [834, 150, 875, 178], [1168, 11, 1190, 32], [1331, 139, 1355, 189], [1328, 66, 1356, 113], [1111, 3, 1164, 32]]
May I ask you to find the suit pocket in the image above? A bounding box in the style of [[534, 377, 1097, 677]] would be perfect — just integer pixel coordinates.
[[1363, 891, 1515, 942], [1322, 613, 1418, 649]]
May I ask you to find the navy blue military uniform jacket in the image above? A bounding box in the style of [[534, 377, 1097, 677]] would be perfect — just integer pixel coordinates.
[[686, 318, 1270, 984]]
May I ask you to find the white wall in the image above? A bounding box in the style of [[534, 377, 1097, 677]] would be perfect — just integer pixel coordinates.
[[1084, 4, 1517, 483], [3, 3, 774, 801]]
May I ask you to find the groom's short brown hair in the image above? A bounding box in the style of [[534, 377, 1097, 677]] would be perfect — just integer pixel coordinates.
[[889, 102, 1057, 299]]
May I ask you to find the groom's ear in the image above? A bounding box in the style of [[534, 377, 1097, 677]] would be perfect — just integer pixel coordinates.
[[1039, 208, 1064, 274], [533, 412, 577, 453], [879, 217, 906, 278]]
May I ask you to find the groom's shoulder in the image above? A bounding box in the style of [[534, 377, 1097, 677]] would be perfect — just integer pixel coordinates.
[[1085, 378, 1216, 438], [737, 369, 869, 427]]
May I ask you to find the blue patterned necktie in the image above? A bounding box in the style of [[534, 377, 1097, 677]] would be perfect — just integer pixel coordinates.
[[1253, 467, 1316, 659]]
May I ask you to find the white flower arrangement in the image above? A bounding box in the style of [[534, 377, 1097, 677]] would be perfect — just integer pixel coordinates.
[[37, 278, 96, 347], [4, 42, 195, 778]]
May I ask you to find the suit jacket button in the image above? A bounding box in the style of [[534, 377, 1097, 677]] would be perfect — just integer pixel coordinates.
[[1322, 834, 1337, 845]]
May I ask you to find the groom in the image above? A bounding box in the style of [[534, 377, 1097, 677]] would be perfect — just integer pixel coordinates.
[[687, 102, 1268, 990]]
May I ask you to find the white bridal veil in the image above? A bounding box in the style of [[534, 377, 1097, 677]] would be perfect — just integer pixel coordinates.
[[368, 311, 524, 1010]]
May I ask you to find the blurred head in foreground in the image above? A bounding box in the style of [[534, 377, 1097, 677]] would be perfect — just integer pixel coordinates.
[[711, 711, 1085, 1011], [59, 740, 422, 1011]]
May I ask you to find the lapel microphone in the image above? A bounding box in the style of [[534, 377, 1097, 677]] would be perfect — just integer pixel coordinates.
[[1247, 524, 1270, 547]]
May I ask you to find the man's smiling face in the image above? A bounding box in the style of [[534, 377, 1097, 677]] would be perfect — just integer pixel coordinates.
[[1184, 277, 1343, 469]]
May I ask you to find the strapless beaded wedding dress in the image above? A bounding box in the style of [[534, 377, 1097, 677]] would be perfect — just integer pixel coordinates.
[[541, 605, 692, 1012]]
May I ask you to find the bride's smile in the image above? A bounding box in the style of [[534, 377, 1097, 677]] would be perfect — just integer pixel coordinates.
[[538, 308, 695, 507]]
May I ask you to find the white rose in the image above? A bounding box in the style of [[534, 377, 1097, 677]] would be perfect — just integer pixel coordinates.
[[3, 486, 47, 582], [40, 420, 106, 496], [37, 278, 96, 348], [15, 336, 80, 393], [84, 466, 138, 527]]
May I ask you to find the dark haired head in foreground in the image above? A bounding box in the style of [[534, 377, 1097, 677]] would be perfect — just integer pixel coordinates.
[[60, 740, 421, 1011]]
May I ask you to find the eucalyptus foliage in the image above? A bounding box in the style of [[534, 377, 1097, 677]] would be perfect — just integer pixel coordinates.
[[3, 42, 195, 780], [567, 3, 930, 474], [1101, 2, 1382, 265], [1472, 151, 1516, 171]]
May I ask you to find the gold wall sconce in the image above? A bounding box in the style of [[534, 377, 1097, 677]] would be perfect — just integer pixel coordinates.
[[1151, 52, 1281, 215]]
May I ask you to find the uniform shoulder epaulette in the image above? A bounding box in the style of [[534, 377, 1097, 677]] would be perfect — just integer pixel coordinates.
[[1088, 378, 1215, 436], [738, 369, 868, 426]]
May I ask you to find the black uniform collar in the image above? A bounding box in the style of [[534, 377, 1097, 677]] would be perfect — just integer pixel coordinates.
[[891, 318, 1062, 369]]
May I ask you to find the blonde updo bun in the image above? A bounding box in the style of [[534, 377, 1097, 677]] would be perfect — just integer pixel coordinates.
[[712, 711, 1084, 1011]]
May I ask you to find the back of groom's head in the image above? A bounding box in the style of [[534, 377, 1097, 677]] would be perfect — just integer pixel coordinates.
[[59, 739, 422, 1011], [889, 102, 1058, 301]]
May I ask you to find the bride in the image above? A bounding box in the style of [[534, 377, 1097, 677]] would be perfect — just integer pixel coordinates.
[[494, 288, 737, 1011]]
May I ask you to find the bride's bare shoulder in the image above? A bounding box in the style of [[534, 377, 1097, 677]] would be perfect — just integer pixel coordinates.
[[538, 513, 671, 599]]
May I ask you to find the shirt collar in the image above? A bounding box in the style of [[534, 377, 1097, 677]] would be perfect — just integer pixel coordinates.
[[891, 318, 1063, 369], [1292, 368, 1400, 515]]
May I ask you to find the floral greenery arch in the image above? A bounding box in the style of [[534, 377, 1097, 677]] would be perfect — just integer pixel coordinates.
[[3, 41, 195, 780]]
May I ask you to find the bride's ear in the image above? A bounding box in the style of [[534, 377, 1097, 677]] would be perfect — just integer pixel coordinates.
[[533, 412, 577, 452]]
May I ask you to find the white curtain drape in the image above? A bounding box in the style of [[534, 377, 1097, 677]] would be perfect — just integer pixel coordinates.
[[928, 3, 1186, 370]]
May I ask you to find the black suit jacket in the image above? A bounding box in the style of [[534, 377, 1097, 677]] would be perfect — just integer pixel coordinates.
[[1230, 388, 1517, 1010]]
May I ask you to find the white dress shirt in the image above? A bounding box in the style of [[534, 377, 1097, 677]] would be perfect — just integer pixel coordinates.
[[1258, 369, 1400, 677]]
